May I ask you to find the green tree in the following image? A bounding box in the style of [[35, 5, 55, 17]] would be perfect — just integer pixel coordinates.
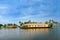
[[8, 24, 13, 26], [13, 24, 18, 26], [51, 20, 58, 24], [3, 24, 6, 28], [0, 24, 3, 27], [0, 24, 3, 28], [24, 20, 31, 24], [19, 21, 24, 26], [0, 24, 3, 29], [39, 22, 42, 24], [45, 21, 49, 24], [27, 20, 31, 23], [48, 19, 58, 24]]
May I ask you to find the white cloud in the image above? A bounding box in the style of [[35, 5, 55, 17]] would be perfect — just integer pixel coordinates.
[[0, 6, 8, 9], [19, 0, 43, 6], [0, 15, 2, 18], [17, 12, 50, 22], [0, 5, 10, 14], [0, 0, 59, 24], [20, 7, 34, 15], [0, 15, 14, 24]]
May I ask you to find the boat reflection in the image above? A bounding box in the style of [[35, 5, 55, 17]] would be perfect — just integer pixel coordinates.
[[27, 28, 48, 32], [5, 27, 17, 30], [25, 28, 49, 35], [20, 28, 50, 39]]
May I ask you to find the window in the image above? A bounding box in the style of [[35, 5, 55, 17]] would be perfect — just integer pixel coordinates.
[[35, 25, 36, 27], [29, 25, 31, 27], [38, 25, 40, 27]]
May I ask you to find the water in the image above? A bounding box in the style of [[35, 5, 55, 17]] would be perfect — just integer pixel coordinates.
[[0, 24, 60, 40]]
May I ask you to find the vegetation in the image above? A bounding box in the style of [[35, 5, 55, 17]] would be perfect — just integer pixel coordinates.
[[13, 24, 18, 26], [19, 21, 24, 26], [3, 23, 18, 28], [0, 24, 3, 26], [0, 24, 3, 28], [51, 20, 58, 24], [3, 24, 6, 28], [45, 21, 49, 24], [45, 19, 58, 24], [19, 20, 59, 26], [19, 20, 43, 26], [0, 19, 58, 28]]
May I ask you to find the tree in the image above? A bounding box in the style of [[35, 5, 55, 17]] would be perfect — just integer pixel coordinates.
[[51, 20, 58, 24], [0, 24, 3, 27], [47, 19, 58, 24], [24, 20, 31, 24], [0, 24, 3, 28], [27, 20, 31, 23], [8, 24, 13, 26], [19, 21, 24, 26], [45, 21, 49, 24], [3, 24, 6, 28], [13, 24, 18, 26], [39, 22, 42, 24]]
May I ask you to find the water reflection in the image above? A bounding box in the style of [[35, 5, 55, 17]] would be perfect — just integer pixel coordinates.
[[19, 28, 50, 40], [0, 25, 60, 40], [26, 28, 49, 34], [0, 27, 2, 30], [6, 27, 17, 30]]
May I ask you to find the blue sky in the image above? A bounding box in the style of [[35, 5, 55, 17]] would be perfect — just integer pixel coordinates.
[[0, 0, 60, 24]]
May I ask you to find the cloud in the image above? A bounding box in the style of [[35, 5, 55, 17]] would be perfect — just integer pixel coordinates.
[[19, 0, 42, 6], [0, 16, 18, 24], [0, 5, 10, 14], [0, 15, 8, 24], [0, 0, 60, 24]]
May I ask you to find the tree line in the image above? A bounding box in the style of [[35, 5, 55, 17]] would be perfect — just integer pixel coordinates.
[[0, 19, 59, 28], [19, 20, 59, 26]]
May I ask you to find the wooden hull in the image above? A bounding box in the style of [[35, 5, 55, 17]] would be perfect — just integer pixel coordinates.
[[7, 26, 17, 28], [20, 26, 52, 29]]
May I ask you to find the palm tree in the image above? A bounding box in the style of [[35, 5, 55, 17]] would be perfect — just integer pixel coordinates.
[[19, 21, 23, 26], [45, 21, 49, 24], [0, 24, 3, 26]]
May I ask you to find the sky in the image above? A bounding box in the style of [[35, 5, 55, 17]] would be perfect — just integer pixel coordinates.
[[0, 0, 60, 24]]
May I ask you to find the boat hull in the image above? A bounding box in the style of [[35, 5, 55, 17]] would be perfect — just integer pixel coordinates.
[[20, 27, 51, 29]]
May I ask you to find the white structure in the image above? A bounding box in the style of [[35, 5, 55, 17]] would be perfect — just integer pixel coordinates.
[[21, 24, 49, 27]]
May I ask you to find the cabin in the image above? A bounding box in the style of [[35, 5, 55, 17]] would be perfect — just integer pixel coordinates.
[[22, 24, 48, 27], [21, 24, 50, 29]]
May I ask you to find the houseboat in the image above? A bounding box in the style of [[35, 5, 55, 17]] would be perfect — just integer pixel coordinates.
[[20, 23, 53, 29], [6, 24, 17, 28]]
